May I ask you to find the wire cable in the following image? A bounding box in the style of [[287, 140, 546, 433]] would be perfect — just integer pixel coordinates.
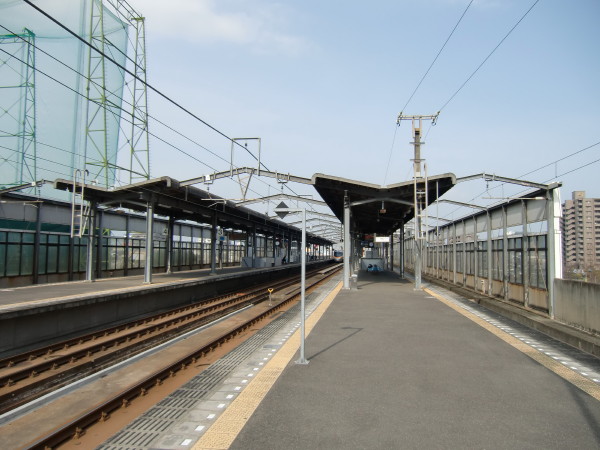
[[400, 0, 474, 114], [438, 0, 540, 112], [383, 0, 473, 185], [20, 2, 314, 208], [0, 28, 317, 212]]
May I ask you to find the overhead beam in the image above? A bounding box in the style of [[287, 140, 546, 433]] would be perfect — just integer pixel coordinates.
[[236, 193, 326, 207], [436, 199, 487, 210], [456, 173, 553, 190], [350, 196, 414, 208], [0, 180, 47, 195], [181, 167, 313, 187]]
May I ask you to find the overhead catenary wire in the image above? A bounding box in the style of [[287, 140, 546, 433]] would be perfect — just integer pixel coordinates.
[[383, 0, 473, 185], [19, 0, 314, 209], [0, 24, 320, 215], [437, 0, 540, 113], [427, 141, 600, 223], [400, 0, 474, 114]]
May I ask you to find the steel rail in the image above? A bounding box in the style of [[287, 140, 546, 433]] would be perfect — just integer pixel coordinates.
[[24, 266, 341, 449], [0, 266, 335, 414]]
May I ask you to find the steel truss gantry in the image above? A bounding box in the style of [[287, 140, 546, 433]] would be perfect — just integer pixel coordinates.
[[84, 0, 150, 187], [0, 28, 37, 191]]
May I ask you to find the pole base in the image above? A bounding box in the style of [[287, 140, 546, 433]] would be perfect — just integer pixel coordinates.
[[295, 358, 309, 365]]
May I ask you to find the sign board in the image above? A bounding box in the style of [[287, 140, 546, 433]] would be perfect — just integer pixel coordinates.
[[375, 236, 390, 243], [274, 201, 290, 219]]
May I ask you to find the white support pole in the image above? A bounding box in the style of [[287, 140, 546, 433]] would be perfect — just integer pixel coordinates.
[[297, 208, 308, 365], [343, 192, 351, 289], [85, 201, 96, 282], [546, 187, 563, 318]]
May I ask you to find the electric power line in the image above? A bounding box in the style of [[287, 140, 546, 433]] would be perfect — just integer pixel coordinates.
[[19, 1, 315, 210], [438, 0, 540, 112], [383, 0, 473, 185], [0, 29, 317, 211], [401, 0, 474, 114]]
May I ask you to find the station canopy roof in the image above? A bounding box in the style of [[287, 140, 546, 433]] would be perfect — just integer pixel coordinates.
[[54, 176, 334, 246], [311, 173, 456, 236]]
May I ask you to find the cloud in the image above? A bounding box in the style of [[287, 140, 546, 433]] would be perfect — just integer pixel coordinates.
[[127, 0, 310, 55]]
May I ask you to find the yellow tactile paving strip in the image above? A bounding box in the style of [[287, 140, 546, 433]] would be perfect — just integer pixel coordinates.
[[424, 287, 600, 402], [192, 281, 343, 450]]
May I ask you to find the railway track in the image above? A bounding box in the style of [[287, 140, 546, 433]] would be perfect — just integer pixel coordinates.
[[3, 264, 341, 449]]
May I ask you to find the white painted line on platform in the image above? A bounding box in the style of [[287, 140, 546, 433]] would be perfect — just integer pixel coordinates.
[[207, 414, 216, 419], [195, 425, 205, 432], [181, 438, 193, 446]]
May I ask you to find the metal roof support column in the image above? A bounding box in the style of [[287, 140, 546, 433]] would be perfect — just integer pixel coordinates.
[[200, 227, 205, 267], [522, 200, 530, 307], [487, 211, 492, 295], [390, 233, 394, 273], [452, 222, 457, 285], [166, 216, 175, 274], [546, 188, 563, 318], [68, 231, 74, 282], [33, 203, 41, 285], [502, 206, 509, 300], [264, 232, 268, 261], [143, 199, 154, 284], [473, 216, 478, 291], [85, 201, 97, 282], [436, 228, 440, 279], [124, 215, 130, 276], [402, 226, 406, 277], [96, 209, 104, 280], [414, 179, 422, 290], [462, 220, 467, 287], [343, 191, 351, 289], [252, 224, 257, 268], [210, 212, 217, 274]]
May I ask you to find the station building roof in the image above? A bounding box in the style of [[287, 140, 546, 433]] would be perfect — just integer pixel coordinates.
[[54, 177, 334, 246], [311, 173, 456, 236]]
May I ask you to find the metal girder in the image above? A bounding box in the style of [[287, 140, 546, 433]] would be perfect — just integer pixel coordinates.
[[236, 193, 326, 207], [287, 217, 341, 226], [181, 167, 313, 187], [436, 199, 487, 210], [350, 196, 413, 208], [0, 179, 47, 195], [456, 173, 553, 190]]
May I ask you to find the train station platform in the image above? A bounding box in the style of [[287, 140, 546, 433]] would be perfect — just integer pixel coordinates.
[[0, 262, 327, 358], [187, 270, 600, 450]]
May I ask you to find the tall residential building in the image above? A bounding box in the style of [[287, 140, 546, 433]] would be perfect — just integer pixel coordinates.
[[562, 191, 600, 271]]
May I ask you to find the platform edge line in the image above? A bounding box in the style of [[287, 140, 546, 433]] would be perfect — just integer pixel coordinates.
[[192, 281, 343, 450], [424, 287, 600, 402]]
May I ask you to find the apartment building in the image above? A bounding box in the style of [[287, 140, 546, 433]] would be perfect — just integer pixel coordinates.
[[562, 191, 600, 271]]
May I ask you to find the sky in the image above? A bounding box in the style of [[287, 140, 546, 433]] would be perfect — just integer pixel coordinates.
[[3, 0, 600, 229], [122, 0, 600, 219]]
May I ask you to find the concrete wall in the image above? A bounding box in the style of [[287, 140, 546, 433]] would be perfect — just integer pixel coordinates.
[[554, 279, 600, 334]]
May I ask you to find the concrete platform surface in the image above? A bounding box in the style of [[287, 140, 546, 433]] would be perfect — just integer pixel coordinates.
[[0, 266, 251, 308], [219, 271, 600, 449]]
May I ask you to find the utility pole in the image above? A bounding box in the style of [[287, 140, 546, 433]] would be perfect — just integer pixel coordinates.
[[397, 112, 439, 289]]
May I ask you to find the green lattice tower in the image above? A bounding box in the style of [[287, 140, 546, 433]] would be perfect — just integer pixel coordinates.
[[83, 0, 111, 187], [83, 0, 150, 187], [0, 28, 37, 190]]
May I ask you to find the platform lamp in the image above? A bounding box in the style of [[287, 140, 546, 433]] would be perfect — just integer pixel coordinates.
[[274, 201, 308, 365]]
